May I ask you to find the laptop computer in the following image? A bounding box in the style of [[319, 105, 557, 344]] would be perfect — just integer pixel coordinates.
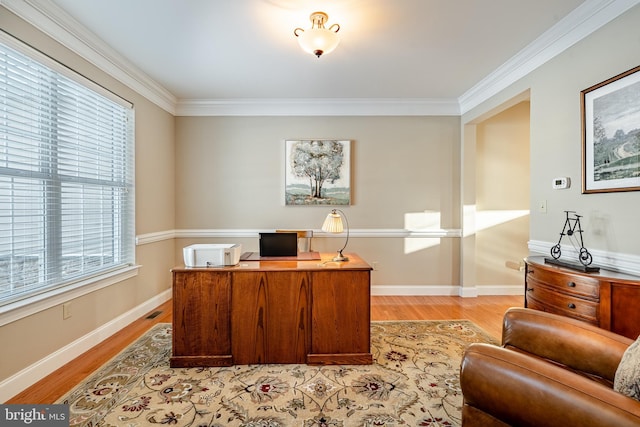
[[259, 232, 298, 257]]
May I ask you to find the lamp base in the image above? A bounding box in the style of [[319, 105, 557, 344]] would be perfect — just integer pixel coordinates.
[[332, 251, 349, 262]]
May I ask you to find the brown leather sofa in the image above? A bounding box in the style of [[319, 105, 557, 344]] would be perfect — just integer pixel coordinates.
[[460, 307, 640, 427]]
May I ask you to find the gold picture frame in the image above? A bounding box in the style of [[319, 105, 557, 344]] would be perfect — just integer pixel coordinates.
[[581, 65, 640, 193]]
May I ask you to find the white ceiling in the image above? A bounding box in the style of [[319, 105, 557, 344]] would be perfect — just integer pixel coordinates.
[[9, 0, 637, 114]]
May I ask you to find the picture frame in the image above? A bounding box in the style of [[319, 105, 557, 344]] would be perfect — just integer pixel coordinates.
[[582, 65, 640, 193], [284, 139, 351, 206]]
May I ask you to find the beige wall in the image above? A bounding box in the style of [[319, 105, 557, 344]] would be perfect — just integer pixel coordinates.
[[0, 9, 176, 385], [463, 4, 640, 259], [175, 116, 462, 288], [475, 102, 530, 286]]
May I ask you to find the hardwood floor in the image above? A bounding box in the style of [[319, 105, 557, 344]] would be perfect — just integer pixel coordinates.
[[370, 295, 522, 338], [7, 295, 522, 404]]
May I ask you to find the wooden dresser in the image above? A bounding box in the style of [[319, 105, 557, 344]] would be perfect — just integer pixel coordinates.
[[525, 256, 640, 339]]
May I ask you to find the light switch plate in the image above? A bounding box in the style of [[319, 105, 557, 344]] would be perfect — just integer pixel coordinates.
[[538, 200, 547, 213]]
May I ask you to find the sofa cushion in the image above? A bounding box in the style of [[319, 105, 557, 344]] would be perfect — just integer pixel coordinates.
[[614, 336, 640, 400]]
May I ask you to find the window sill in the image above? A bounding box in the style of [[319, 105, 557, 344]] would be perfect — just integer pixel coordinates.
[[0, 265, 140, 327]]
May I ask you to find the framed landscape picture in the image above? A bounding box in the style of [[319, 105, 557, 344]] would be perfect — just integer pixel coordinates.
[[285, 139, 351, 205], [582, 65, 640, 193]]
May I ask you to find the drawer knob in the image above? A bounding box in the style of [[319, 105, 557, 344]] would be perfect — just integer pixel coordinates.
[[568, 303, 576, 309], [526, 288, 534, 292], [567, 281, 576, 287]]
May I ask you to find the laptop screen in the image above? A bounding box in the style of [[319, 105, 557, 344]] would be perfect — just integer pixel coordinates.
[[259, 232, 298, 257]]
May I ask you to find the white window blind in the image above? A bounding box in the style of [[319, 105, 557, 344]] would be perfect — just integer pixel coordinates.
[[0, 34, 135, 307]]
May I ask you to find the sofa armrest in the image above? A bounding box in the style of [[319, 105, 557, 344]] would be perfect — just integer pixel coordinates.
[[502, 308, 633, 382], [461, 343, 640, 427]]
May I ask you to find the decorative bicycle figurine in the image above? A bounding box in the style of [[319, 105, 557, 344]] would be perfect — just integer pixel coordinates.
[[550, 210, 593, 266]]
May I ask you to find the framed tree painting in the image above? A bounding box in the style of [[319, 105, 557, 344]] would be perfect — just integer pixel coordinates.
[[582, 65, 640, 193], [285, 139, 351, 205]]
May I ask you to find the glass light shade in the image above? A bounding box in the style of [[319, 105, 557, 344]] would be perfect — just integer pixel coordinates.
[[322, 211, 344, 233], [297, 28, 340, 57]]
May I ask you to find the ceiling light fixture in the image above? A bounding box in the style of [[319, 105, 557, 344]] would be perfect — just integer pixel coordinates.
[[294, 11, 340, 58]]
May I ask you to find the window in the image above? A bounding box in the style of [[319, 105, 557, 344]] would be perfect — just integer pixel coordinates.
[[0, 33, 135, 309]]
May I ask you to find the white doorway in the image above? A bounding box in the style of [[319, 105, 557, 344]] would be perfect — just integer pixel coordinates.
[[461, 95, 531, 295]]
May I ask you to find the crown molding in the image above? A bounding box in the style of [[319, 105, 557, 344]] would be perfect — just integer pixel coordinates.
[[458, 0, 640, 114], [175, 98, 460, 117], [1, 0, 177, 114], [4, 0, 638, 117]]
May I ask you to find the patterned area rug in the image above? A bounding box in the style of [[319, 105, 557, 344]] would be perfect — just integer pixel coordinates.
[[57, 321, 498, 426]]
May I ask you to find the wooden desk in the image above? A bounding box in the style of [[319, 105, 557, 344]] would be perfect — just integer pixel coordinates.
[[170, 253, 373, 367]]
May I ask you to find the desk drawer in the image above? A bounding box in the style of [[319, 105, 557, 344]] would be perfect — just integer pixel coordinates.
[[526, 265, 599, 300], [526, 280, 599, 324]]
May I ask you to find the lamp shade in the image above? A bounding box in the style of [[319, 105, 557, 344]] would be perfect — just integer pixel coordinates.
[[321, 209, 349, 262], [297, 28, 340, 57], [322, 211, 344, 233]]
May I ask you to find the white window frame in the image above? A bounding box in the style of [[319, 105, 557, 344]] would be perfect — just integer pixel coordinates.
[[0, 31, 138, 325]]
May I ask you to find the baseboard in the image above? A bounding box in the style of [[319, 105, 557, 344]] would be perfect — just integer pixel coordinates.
[[474, 285, 524, 296], [371, 285, 524, 297], [458, 287, 478, 298], [0, 289, 172, 403], [371, 285, 459, 296]]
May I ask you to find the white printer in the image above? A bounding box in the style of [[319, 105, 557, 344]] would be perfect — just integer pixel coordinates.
[[182, 244, 242, 267]]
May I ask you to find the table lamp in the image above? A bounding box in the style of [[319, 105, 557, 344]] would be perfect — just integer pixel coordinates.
[[321, 209, 349, 262]]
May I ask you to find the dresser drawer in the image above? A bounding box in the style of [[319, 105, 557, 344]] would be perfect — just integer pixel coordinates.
[[525, 256, 640, 339], [526, 280, 599, 324], [526, 265, 599, 300]]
